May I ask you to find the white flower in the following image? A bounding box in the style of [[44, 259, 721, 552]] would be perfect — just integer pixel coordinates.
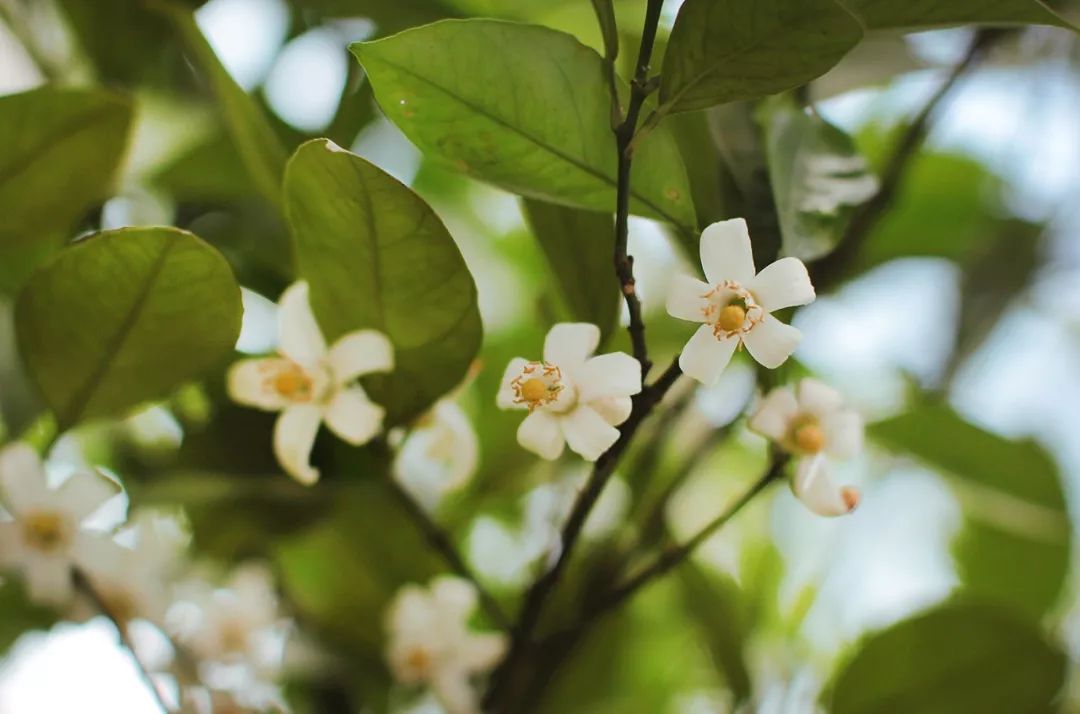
[[386, 576, 507, 714], [749, 378, 863, 517], [666, 218, 815, 385], [0, 442, 121, 605], [228, 281, 394, 485], [496, 323, 642, 461], [394, 400, 479, 508]]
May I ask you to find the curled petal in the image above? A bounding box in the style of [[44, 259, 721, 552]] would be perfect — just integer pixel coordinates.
[[590, 396, 633, 426], [679, 324, 738, 386], [543, 323, 600, 369], [277, 282, 327, 368], [749, 386, 799, 443], [792, 455, 859, 517], [327, 329, 394, 384], [749, 257, 815, 312], [561, 405, 620, 462], [273, 405, 324, 485], [666, 274, 711, 322], [575, 352, 642, 403], [496, 357, 530, 410], [323, 387, 385, 445], [0, 443, 49, 515], [516, 410, 565, 460], [742, 314, 800, 369], [700, 219, 755, 285], [227, 358, 294, 411], [825, 410, 864, 460]]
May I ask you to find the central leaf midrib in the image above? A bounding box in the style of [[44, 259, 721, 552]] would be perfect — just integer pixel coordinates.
[[364, 51, 686, 228]]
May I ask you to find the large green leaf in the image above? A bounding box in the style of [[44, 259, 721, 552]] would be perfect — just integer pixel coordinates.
[[16, 227, 242, 430], [0, 87, 133, 292], [871, 404, 1069, 618], [659, 0, 863, 114], [351, 20, 696, 231], [763, 99, 877, 261], [521, 200, 619, 344], [829, 602, 1067, 714], [677, 564, 753, 705], [840, 0, 1077, 31], [284, 139, 482, 424]]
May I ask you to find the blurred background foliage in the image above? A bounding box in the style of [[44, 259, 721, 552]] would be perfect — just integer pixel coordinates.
[[2, 0, 1080, 712]]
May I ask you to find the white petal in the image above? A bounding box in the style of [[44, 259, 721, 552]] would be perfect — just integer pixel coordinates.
[[516, 410, 565, 460], [327, 329, 394, 384], [273, 405, 324, 485], [459, 632, 508, 673], [749, 386, 799, 443], [561, 405, 620, 462], [792, 455, 859, 517], [24, 555, 74, 605], [386, 584, 432, 636], [430, 575, 477, 620], [0, 443, 49, 515], [590, 396, 633, 426], [277, 281, 327, 368], [700, 218, 755, 285], [679, 324, 739, 386], [666, 274, 711, 322], [227, 358, 293, 411], [496, 357, 529, 410], [825, 410, 864, 460], [323, 387, 384, 445], [797, 378, 844, 418], [742, 314, 800, 369], [432, 669, 480, 714], [543, 323, 600, 369], [749, 257, 815, 312], [575, 352, 642, 403], [54, 469, 121, 522]]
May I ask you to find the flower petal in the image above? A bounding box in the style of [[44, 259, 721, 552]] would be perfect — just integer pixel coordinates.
[[575, 353, 642, 403], [561, 405, 620, 462], [430, 575, 477, 620], [749, 257, 815, 312], [323, 387, 385, 445], [431, 668, 480, 714], [543, 323, 600, 369], [273, 405, 324, 485], [742, 314, 800, 369], [797, 377, 843, 418], [825, 410, 864, 460], [679, 324, 738, 386], [460, 632, 508, 673], [792, 455, 859, 517], [517, 410, 565, 460], [700, 218, 755, 285], [24, 554, 74, 605], [54, 469, 121, 523], [327, 329, 394, 384], [496, 357, 529, 410], [227, 358, 293, 411], [590, 396, 633, 426], [277, 282, 327, 368], [666, 274, 711, 322], [0, 443, 49, 515], [749, 386, 799, 443]]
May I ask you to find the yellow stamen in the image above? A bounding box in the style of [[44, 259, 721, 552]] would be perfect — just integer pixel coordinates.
[[794, 423, 826, 453], [23, 512, 66, 552], [718, 304, 746, 333], [405, 646, 433, 675], [520, 377, 548, 404], [273, 366, 313, 400]]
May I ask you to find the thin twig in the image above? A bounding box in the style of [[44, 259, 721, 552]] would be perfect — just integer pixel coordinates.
[[811, 29, 1006, 289], [73, 568, 174, 714], [384, 478, 510, 630]]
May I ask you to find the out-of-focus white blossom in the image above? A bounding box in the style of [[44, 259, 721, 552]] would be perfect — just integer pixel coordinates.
[[497, 323, 641, 461], [228, 281, 394, 485], [749, 378, 863, 517], [386, 576, 506, 714], [0, 442, 122, 605], [667, 219, 815, 385], [394, 400, 479, 509]]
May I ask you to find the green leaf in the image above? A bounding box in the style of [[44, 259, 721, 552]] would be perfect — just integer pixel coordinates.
[[15, 227, 242, 429], [351, 19, 696, 232], [829, 602, 1066, 714], [521, 200, 619, 343], [763, 100, 877, 261], [153, 1, 288, 210], [677, 564, 753, 705], [284, 139, 482, 424], [839, 0, 1077, 31], [0, 87, 133, 292], [871, 404, 1069, 618], [659, 0, 863, 114], [0, 580, 56, 654]]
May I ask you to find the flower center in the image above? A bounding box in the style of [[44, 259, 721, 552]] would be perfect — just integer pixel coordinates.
[[264, 361, 315, 402], [702, 281, 764, 340], [793, 421, 826, 454], [22, 512, 68, 553], [511, 362, 565, 411], [219, 620, 249, 654], [405, 645, 433, 676], [718, 305, 746, 333]]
